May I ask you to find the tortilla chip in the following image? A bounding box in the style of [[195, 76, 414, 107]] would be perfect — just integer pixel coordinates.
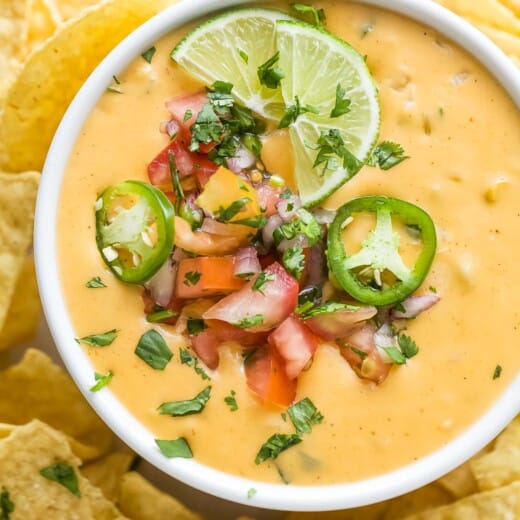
[[0, 171, 39, 330], [53, 0, 104, 20], [0, 0, 29, 99], [0, 420, 124, 518], [402, 481, 520, 519], [435, 0, 520, 34], [474, 22, 520, 57], [286, 501, 389, 520], [471, 416, 520, 491], [0, 348, 114, 459], [0, 256, 41, 350], [436, 461, 479, 499], [0, 0, 177, 172], [511, 54, 520, 66], [82, 450, 136, 501], [383, 484, 453, 519], [499, 0, 520, 17], [27, 0, 61, 51], [117, 472, 202, 520]]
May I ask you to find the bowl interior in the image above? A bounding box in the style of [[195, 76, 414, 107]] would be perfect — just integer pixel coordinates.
[[35, 0, 520, 511]]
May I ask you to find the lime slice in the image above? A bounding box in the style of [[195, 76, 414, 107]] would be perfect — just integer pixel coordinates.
[[276, 21, 380, 207], [171, 8, 293, 121]]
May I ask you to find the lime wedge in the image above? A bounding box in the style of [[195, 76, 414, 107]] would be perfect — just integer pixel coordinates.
[[276, 21, 380, 207], [171, 8, 293, 121]]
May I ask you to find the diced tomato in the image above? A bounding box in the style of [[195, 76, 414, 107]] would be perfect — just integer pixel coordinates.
[[340, 323, 392, 384], [256, 183, 281, 216], [245, 346, 297, 407], [268, 315, 318, 380], [258, 253, 277, 269], [191, 320, 264, 370], [176, 256, 246, 299], [141, 289, 182, 325], [147, 138, 218, 189], [203, 262, 299, 333], [174, 216, 241, 256]]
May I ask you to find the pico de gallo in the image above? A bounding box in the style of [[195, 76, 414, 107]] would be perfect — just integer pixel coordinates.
[[94, 81, 439, 409]]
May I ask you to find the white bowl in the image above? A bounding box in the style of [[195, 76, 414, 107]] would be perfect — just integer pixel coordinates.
[[35, 0, 520, 511]]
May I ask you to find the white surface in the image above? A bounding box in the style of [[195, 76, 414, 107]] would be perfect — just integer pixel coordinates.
[[35, 0, 520, 512]]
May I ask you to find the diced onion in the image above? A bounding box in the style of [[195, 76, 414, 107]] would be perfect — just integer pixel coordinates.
[[277, 234, 309, 252], [262, 214, 283, 249], [234, 247, 261, 277], [276, 194, 301, 222], [312, 207, 336, 225], [227, 146, 256, 174], [201, 218, 243, 236], [145, 256, 177, 307], [374, 323, 398, 364]]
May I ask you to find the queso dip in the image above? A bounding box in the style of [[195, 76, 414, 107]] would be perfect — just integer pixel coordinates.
[[57, 1, 520, 485]]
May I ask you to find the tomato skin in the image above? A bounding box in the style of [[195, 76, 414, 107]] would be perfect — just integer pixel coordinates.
[[190, 320, 265, 370], [176, 256, 246, 299], [245, 346, 297, 407], [268, 315, 318, 380], [203, 262, 299, 333]]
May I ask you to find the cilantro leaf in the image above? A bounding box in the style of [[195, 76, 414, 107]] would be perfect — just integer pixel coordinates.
[[236, 315, 264, 329], [85, 276, 106, 288], [89, 371, 113, 392], [255, 433, 302, 464], [141, 46, 156, 63], [252, 271, 275, 294], [233, 215, 267, 228], [158, 386, 211, 416], [330, 83, 351, 118], [0, 487, 14, 520], [257, 51, 285, 89], [155, 438, 193, 458], [291, 3, 326, 27], [180, 348, 210, 380], [287, 398, 324, 435], [187, 318, 207, 335], [279, 96, 319, 129], [135, 330, 173, 370], [216, 197, 251, 222], [183, 109, 192, 122], [350, 346, 368, 360], [312, 129, 363, 177], [189, 103, 223, 152], [273, 208, 321, 246], [40, 464, 80, 497], [224, 390, 238, 411], [493, 365, 502, 379], [168, 151, 184, 212], [301, 301, 360, 319], [398, 334, 419, 359], [146, 309, 178, 323], [247, 488, 257, 498], [282, 246, 305, 280], [368, 141, 409, 170], [184, 271, 202, 286], [382, 346, 407, 365], [75, 329, 118, 347], [242, 133, 263, 157]]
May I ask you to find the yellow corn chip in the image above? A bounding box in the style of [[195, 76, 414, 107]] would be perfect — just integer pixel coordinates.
[[0, 171, 39, 331], [27, 0, 61, 51], [0, 0, 176, 172], [82, 450, 136, 501], [474, 22, 520, 57], [436, 461, 479, 499], [471, 416, 520, 491], [117, 472, 202, 520], [0, 348, 114, 460], [435, 0, 520, 34], [511, 54, 520, 65], [0, 256, 41, 350], [286, 501, 389, 520], [402, 481, 520, 519], [499, 0, 520, 17], [0, 420, 124, 518], [53, 0, 103, 20]]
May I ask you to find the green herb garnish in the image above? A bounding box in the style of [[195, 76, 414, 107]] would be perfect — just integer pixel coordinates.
[[234, 215, 267, 228], [287, 398, 323, 435], [330, 83, 351, 118], [291, 3, 326, 27], [279, 96, 319, 129], [282, 246, 305, 280], [350, 346, 368, 360], [187, 318, 207, 335], [155, 438, 193, 458], [273, 208, 321, 246], [247, 487, 257, 498], [368, 141, 409, 170], [0, 487, 14, 520], [158, 386, 211, 416], [493, 365, 502, 379], [189, 103, 223, 152], [224, 390, 238, 411], [312, 129, 362, 177], [89, 371, 113, 392], [255, 434, 302, 464], [40, 464, 80, 497], [236, 315, 264, 329], [135, 330, 173, 370], [252, 271, 275, 294], [257, 51, 285, 89], [184, 271, 202, 286], [382, 346, 406, 365], [183, 109, 193, 122], [238, 49, 249, 64], [75, 329, 118, 347], [85, 276, 106, 288], [180, 348, 210, 380], [398, 334, 419, 359], [141, 46, 156, 63], [216, 197, 251, 222], [146, 309, 178, 323]]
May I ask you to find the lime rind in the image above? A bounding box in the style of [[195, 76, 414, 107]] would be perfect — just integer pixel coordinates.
[[276, 20, 380, 207], [171, 8, 294, 121]]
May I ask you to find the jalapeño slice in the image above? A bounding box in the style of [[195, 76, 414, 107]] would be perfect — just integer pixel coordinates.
[[95, 181, 174, 284], [327, 196, 436, 306]]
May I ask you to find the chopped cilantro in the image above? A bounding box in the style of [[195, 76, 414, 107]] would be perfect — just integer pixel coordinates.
[[184, 271, 202, 286], [287, 398, 323, 435], [398, 334, 419, 359], [168, 151, 184, 212], [158, 386, 211, 416], [107, 75, 123, 94], [255, 433, 302, 464], [239, 49, 249, 64], [155, 438, 193, 458], [291, 3, 326, 27], [280, 188, 293, 199], [257, 51, 285, 89], [135, 330, 173, 370], [242, 133, 263, 157], [85, 276, 106, 288], [146, 309, 178, 323], [89, 371, 113, 392], [382, 346, 407, 365], [273, 208, 321, 246], [141, 46, 156, 63], [187, 318, 207, 335], [394, 302, 406, 313], [180, 348, 210, 380], [183, 109, 192, 122], [224, 390, 238, 411], [247, 487, 257, 498], [350, 346, 368, 360], [236, 314, 264, 329], [282, 246, 305, 280], [312, 129, 363, 177], [279, 96, 319, 129], [493, 365, 502, 379], [215, 197, 251, 222], [75, 329, 118, 347], [301, 301, 359, 319], [429, 286, 437, 294], [40, 464, 80, 497], [368, 141, 409, 170], [330, 83, 351, 118], [0, 487, 14, 519], [189, 103, 223, 152], [234, 215, 268, 228], [252, 271, 275, 294]]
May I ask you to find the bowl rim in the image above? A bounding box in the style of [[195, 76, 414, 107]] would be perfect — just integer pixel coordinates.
[[35, 0, 520, 511]]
